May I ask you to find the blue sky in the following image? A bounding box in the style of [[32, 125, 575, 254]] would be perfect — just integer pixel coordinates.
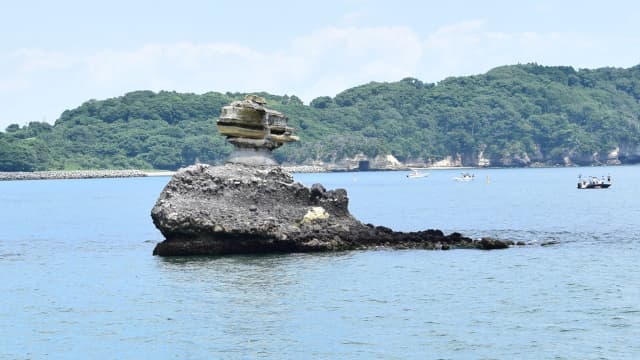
[[1, 0, 639, 130]]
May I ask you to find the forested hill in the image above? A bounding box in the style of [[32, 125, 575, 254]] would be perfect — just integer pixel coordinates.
[[2, 63, 640, 171]]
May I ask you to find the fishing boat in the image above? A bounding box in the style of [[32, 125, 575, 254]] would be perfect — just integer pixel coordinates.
[[454, 172, 475, 182], [406, 168, 429, 178], [577, 175, 611, 189]]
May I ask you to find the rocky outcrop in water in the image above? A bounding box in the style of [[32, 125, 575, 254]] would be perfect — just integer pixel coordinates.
[[151, 95, 510, 256], [151, 164, 510, 256]]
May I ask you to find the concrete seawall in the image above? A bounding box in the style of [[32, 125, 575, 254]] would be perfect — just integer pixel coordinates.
[[281, 165, 327, 173], [0, 170, 150, 181], [0, 167, 323, 181]]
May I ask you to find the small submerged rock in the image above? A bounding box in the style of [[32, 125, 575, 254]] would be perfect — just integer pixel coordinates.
[[540, 240, 560, 247], [479, 237, 513, 250]]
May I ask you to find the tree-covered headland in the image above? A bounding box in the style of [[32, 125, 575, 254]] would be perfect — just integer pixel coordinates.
[[2, 63, 640, 171]]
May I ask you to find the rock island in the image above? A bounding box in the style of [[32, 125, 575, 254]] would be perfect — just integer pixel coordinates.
[[151, 95, 509, 256]]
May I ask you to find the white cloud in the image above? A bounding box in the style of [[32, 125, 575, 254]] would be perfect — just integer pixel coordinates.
[[0, 77, 30, 93], [290, 25, 423, 99], [0, 25, 425, 129], [13, 48, 78, 72], [340, 10, 368, 25], [2, 21, 640, 130], [79, 42, 312, 94], [421, 19, 640, 82]]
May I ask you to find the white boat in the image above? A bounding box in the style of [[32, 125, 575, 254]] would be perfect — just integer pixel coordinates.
[[406, 168, 429, 178], [577, 175, 611, 189], [454, 172, 475, 182]]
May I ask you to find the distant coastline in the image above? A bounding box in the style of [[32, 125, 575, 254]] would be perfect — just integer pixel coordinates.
[[0, 165, 470, 181], [3, 64, 640, 174], [0, 169, 150, 181], [0, 162, 619, 181], [0, 167, 319, 180]]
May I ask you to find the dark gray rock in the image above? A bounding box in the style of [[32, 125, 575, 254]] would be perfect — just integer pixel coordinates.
[[479, 237, 513, 250], [151, 164, 510, 256]]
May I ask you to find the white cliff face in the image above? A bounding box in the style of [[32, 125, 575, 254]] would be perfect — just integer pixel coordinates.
[[477, 150, 490, 167], [618, 142, 640, 163], [371, 154, 403, 170], [430, 155, 463, 168], [329, 153, 369, 171], [304, 140, 640, 171], [606, 147, 621, 165]]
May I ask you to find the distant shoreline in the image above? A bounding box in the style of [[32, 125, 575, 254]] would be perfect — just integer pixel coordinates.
[[0, 170, 151, 181], [142, 170, 176, 177], [0, 163, 614, 181], [0, 166, 437, 181]]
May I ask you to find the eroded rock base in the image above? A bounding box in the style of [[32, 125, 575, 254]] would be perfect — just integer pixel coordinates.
[[151, 164, 510, 256]]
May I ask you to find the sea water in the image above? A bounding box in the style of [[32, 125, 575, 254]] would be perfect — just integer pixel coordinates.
[[0, 166, 638, 359]]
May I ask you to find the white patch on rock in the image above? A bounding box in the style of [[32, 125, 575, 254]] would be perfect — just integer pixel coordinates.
[[301, 206, 330, 223]]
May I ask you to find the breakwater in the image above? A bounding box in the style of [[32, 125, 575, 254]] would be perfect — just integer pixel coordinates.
[[281, 165, 327, 173], [0, 169, 147, 181], [0, 167, 323, 181]]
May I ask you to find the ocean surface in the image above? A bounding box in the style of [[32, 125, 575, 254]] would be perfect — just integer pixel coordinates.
[[1, 166, 638, 359]]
